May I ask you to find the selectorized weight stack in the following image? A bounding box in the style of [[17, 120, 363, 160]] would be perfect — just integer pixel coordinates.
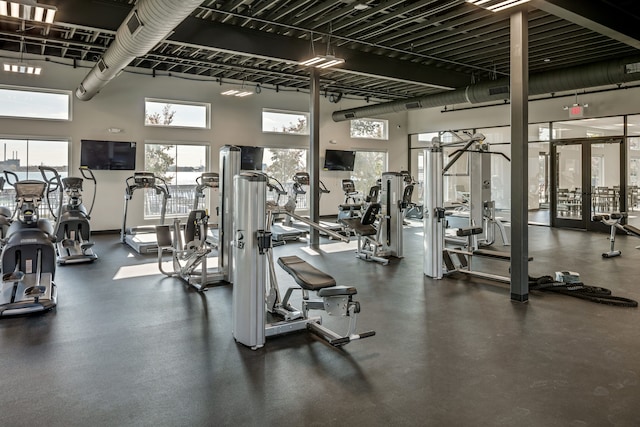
[[232, 172, 268, 348], [232, 172, 375, 350]]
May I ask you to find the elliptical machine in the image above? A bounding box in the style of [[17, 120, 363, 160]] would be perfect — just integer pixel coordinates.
[[39, 166, 97, 265], [0, 172, 57, 316]]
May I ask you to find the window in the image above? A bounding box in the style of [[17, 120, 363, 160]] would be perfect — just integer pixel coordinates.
[[0, 86, 71, 120], [144, 143, 208, 218], [0, 138, 69, 219], [351, 150, 387, 195], [144, 99, 209, 129], [263, 147, 308, 209], [350, 118, 388, 140], [262, 109, 309, 135]]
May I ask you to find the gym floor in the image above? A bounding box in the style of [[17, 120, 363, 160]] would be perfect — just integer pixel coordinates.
[[1, 223, 639, 426]]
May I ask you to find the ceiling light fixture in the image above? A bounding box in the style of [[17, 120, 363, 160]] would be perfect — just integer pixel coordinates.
[[3, 22, 42, 75], [466, 0, 530, 12], [300, 26, 345, 70], [0, 0, 56, 23], [221, 89, 253, 97], [3, 62, 41, 74], [300, 54, 345, 69]]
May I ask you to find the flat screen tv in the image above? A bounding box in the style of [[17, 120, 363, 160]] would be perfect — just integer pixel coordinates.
[[80, 140, 136, 170], [239, 145, 264, 171], [323, 149, 356, 171]]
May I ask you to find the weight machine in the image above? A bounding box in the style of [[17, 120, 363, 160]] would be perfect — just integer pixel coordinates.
[[339, 172, 411, 265], [423, 134, 524, 283], [231, 172, 375, 350], [155, 147, 240, 289]]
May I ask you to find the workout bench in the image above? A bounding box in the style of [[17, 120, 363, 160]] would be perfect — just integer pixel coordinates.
[[593, 213, 640, 258], [276, 255, 375, 346]]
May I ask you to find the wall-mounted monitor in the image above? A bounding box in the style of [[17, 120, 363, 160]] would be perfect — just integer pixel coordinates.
[[323, 149, 356, 171], [80, 140, 137, 170], [238, 145, 264, 171]]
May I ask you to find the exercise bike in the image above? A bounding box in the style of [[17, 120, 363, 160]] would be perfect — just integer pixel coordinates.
[[39, 166, 98, 264], [0, 173, 57, 316]]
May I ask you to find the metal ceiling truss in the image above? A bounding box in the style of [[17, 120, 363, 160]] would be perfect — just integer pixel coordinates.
[[0, 0, 638, 103]]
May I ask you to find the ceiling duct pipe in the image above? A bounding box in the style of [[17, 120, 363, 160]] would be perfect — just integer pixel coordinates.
[[332, 55, 640, 121], [75, 0, 203, 101]]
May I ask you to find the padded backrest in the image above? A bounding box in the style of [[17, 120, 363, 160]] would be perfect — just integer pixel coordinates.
[[361, 203, 381, 226], [366, 185, 380, 203], [185, 210, 207, 242], [403, 184, 414, 204], [342, 179, 356, 194]]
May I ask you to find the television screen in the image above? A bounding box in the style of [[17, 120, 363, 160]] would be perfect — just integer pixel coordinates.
[[323, 149, 356, 171], [80, 140, 136, 170], [239, 145, 264, 171]]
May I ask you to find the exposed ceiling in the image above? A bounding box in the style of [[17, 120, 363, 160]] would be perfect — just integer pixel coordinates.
[[1, 0, 639, 103]]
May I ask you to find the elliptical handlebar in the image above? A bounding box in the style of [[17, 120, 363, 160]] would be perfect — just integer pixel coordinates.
[[38, 165, 64, 221], [78, 166, 97, 218]]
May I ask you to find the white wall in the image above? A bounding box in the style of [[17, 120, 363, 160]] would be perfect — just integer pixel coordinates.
[[0, 58, 408, 230]]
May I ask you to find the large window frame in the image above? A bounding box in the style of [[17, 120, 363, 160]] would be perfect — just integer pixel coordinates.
[[350, 118, 389, 140], [144, 98, 210, 129], [143, 142, 209, 219], [0, 85, 71, 121], [0, 137, 70, 219], [351, 149, 388, 196], [261, 108, 310, 135]]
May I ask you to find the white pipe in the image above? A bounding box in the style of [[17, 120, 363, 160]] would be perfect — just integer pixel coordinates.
[[75, 0, 203, 101]]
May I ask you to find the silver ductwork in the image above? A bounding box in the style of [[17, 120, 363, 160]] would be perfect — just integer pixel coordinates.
[[332, 55, 640, 121], [75, 0, 203, 101]]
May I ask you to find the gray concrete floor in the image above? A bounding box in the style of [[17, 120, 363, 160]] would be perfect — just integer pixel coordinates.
[[1, 224, 639, 426]]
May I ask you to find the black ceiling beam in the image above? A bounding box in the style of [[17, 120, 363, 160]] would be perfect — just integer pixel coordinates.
[[533, 0, 640, 49], [54, 0, 471, 90], [169, 17, 470, 90]]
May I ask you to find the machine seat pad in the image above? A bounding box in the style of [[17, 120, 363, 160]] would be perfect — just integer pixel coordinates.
[[338, 218, 377, 236], [623, 224, 640, 237], [456, 226, 484, 237], [278, 256, 336, 291], [318, 286, 357, 297], [338, 204, 362, 211], [611, 213, 627, 220]]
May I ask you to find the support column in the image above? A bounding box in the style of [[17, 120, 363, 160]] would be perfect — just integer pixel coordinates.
[[510, 10, 529, 302], [309, 68, 320, 248]]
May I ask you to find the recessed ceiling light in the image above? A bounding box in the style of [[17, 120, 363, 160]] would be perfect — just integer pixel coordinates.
[[354, 3, 369, 10], [543, 58, 551, 62]]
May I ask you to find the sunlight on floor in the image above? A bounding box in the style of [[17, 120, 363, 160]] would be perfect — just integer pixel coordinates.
[[300, 240, 358, 255], [112, 256, 219, 280]]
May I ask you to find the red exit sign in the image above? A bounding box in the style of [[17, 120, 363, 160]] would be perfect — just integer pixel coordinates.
[[569, 104, 584, 118]]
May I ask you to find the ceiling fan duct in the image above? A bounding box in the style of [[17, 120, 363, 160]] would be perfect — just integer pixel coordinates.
[[332, 55, 640, 121], [75, 0, 203, 101]]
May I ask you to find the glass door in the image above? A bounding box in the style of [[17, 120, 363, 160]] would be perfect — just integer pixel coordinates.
[[551, 138, 625, 230]]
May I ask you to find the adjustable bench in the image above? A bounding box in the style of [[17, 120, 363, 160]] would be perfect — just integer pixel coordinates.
[[593, 213, 640, 257], [277, 255, 375, 346]]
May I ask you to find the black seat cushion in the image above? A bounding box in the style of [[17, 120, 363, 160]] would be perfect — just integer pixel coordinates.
[[278, 255, 336, 291]]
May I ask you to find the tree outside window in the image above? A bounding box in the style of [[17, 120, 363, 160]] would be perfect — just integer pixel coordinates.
[[350, 118, 388, 140]]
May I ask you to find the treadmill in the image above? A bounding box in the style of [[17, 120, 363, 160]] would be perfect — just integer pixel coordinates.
[[266, 175, 306, 243], [121, 172, 170, 254], [287, 172, 345, 236]]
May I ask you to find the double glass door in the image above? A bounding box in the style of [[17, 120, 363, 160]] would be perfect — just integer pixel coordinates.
[[551, 138, 625, 230]]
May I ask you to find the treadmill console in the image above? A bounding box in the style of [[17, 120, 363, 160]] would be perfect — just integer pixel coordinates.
[[133, 172, 156, 187]]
